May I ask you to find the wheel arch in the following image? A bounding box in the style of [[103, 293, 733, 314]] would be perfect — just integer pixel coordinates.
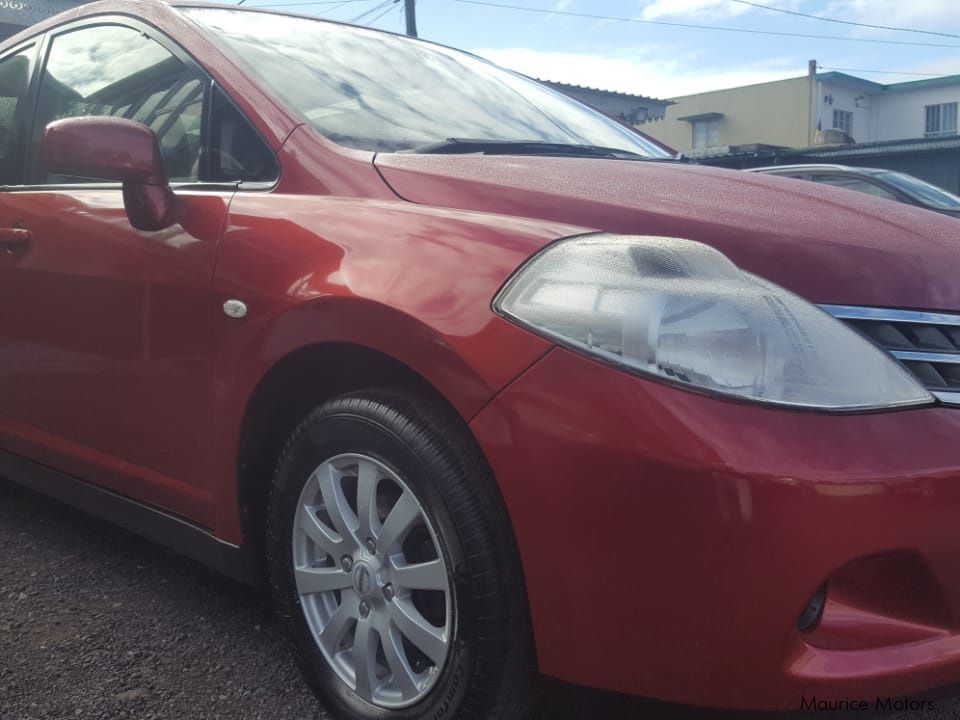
[[235, 341, 465, 576]]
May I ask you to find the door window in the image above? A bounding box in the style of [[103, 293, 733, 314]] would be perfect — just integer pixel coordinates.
[[32, 25, 204, 184], [0, 48, 32, 185]]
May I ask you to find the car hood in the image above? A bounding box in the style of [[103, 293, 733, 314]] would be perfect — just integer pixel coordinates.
[[374, 154, 960, 312]]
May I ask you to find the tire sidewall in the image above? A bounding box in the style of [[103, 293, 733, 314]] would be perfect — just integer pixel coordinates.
[[268, 410, 476, 720]]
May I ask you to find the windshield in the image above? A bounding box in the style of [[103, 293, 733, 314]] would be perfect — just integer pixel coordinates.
[[876, 171, 960, 210], [185, 8, 669, 158]]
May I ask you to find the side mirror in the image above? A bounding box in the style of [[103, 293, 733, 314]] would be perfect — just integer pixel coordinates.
[[42, 117, 178, 231]]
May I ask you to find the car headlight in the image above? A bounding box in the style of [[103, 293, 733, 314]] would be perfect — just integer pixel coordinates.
[[494, 234, 933, 411]]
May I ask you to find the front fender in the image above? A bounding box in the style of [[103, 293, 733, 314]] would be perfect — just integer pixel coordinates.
[[208, 193, 586, 541]]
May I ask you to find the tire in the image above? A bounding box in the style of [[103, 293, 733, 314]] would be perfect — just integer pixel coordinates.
[[267, 388, 536, 720]]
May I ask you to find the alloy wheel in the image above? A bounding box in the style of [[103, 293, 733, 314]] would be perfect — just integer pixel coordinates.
[[292, 453, 453, 709]]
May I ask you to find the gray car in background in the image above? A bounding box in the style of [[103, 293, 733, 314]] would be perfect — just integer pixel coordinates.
[[747, 164, 960, 218]]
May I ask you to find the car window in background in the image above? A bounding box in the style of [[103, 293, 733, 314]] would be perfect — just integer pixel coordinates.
[[185, 8, 669, 157], [32, 25, 204, 183], [0, 49, 31, 185], [877, 171, 960, 210], [810, 174, 898, 201]]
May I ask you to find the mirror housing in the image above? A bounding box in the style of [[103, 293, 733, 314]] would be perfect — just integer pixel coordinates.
[[42, 117, 178, 231]]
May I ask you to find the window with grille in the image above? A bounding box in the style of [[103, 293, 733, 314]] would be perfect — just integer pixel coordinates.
[[925, 102, 958, 137], [692, 118, 720, 149], [832, 109, 853, 136]]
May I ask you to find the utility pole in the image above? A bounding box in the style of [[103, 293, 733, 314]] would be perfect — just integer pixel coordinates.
[[405, 0, 418, 37], [808, 59, 818, 146]]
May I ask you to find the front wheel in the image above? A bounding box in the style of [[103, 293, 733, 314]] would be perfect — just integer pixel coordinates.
[[267, 389, 535, 720]]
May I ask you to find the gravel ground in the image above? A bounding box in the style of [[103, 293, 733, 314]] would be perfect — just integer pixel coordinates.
[[2, 476, 958, 720]]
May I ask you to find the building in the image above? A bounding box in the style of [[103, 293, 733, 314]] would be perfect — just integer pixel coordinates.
[[641, 65, 960, 159], [641, 74, 814, 155], [540, 80, 671, 125], [1, 0, 90, 42]]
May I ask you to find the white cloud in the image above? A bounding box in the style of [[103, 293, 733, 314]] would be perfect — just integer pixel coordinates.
[[473, 47, 804, 97], [911, 56, 960, 76], [640, 0, 751, 21], [824, 0, 960, 31]]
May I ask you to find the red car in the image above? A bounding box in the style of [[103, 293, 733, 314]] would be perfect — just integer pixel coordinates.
[[2, 2, 960, 717]]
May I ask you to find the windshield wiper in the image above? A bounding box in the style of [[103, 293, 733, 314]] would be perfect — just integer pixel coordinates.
[[408, 138, 654, 160]]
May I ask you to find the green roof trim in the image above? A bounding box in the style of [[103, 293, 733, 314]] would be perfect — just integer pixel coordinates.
[[816, 71, 960, 94], [816, 72, 883, 92]]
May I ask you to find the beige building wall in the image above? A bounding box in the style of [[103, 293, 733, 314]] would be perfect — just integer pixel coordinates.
[[641, 76, 812, 154]]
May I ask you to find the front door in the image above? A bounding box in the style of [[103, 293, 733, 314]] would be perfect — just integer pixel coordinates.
[[0, 22, 234, 526]]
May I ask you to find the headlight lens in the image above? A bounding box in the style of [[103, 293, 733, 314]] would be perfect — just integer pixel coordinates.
[[495, 234, 933, 410]]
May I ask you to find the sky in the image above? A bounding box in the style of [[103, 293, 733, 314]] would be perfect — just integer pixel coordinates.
[[225, 0, 960, 99]]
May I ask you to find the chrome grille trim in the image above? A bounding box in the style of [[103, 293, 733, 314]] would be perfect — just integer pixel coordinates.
[[821, 304, 960, 408], [822, 304, 960, 327], [892, 350, 960, 365]]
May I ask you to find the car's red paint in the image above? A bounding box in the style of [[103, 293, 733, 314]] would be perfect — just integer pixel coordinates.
[[0, 188, 230, 526], [376, 153, 960, 312], [471, 347, 960, 708], [206, 192, 574, 540], [43, 117, 180, 230], [3, 0, 960, 711], [43, 117, 168, 185]]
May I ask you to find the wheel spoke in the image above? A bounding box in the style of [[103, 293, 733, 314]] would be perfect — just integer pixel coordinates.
[[390, 558, 447, 592], [377, 492, 420, 555], [319, 465, 360, 549], [389, 597, 448, 666], [318, 592, 359, 656], [352, 619, 380, 701], [295, 566, 353, 595], [298, 504, 345, 557], [382, 622, 420, 700], [292, 453, 452, 709], [355, 458, 380, 542]]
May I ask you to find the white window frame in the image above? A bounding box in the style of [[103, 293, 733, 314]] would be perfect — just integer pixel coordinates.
[[832, 109, 853, 137], [925, 102, 958, 137], [691, 118, 720, 149]]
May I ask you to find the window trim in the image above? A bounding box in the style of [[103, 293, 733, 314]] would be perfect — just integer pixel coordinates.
[[691, 117, 720, 150], [831, 109, 853, 137], [924, 101, 958, 138], [0, 40, 39, 188], [8, 14, 278, 193]]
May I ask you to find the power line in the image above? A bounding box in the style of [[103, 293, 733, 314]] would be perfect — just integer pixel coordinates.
[[317, 0, 361, 13], [304, 0, 358, 13], [727, 0, 960, 41], [366, 1, 398, 25], [351, 0, 394, 22], [242, 0, 371, 7], [451, 0, 960, 48]]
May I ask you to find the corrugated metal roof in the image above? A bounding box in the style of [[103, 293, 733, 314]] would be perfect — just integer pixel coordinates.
[[695, 135, 960, 162], [804, 136, 960, 157], [537, 79, 671, 105]]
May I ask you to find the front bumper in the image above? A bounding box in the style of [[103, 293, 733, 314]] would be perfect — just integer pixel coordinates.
[[470, 347, 960, 710]]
